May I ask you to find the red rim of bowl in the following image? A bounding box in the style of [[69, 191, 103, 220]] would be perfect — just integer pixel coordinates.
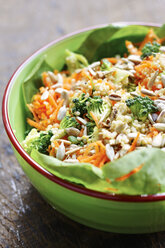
[[2, 21, 165, 203]]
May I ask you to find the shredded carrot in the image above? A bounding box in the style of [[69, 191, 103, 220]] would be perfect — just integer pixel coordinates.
[[147, 126, 159, 138], [110, 100, 117, 106], [27, 104, 40, 122], [125, 40, 141, 55], [89, 111, 99, 128], [77, 141, 109, 168], [27, 118, 45, 131], [48, 93, 57, 108], [50, 99, 64, 122], [42, 72, 51, 87], [105, 57, 118, 64], [139, 29, 160, 50], [54, 140, 59, 147], [116, 163, 144, 182], [128, 132, 140, 153]]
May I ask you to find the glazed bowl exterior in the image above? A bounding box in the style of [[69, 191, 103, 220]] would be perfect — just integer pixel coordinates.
[[3, 22, 165, 233]]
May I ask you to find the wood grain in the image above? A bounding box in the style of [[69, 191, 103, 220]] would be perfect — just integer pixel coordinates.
[[1, 0, 165, 247]]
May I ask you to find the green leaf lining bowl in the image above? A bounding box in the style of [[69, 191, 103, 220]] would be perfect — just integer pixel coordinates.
[[3, 22, 165, 234]]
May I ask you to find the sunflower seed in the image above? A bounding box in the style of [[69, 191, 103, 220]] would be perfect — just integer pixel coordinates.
[[106, 144, 115, 161], [76, 116, 87, 125], [148, 114, 154, 124], [147, 71, 159, 89], [130, 92, 139, 97], [56, 139, 71, 145], [141, 88, 156, 96], [96, 71, 104, 78], [153, 123, 165, 131], [152, 133, 163, 147], [157, 103, 165, 111], [57, 73, 63, 85], [127, 133, 144, 139], [159, 97, 165, 101], [151, 113, 158, 122], [61, 91, 69, 106], [41, 90, 49, 100], [128, 55, 142, 64], [65, 127, 80, 136], [65, 147, 82, 155], [157, 109, 165, 123], [109, 94, 121, 101], [90, 61, 100, 68], [55, 88, 66, 94], [51, 83, 62, 89], [88, 67, 96, 76], [155, 99, 165, 105], [47, 71, 57, 83], [57, 105, 67, 121], [56, 142, 65, 160]]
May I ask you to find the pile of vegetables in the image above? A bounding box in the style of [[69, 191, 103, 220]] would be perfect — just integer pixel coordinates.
[[21, 24, 165, 195]]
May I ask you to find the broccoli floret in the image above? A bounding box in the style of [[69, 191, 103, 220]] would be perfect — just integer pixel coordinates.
[[60, 115, 80, 129], [65, 49, 88, 74], [71, 93, 89, 117], [101, 59, 111, 71], [22, 129, 53, 154], [141, 42, 160, 59], [71, 94, 111, 122], [33, 130, 53, 154], [87, 98, 111, 123], [126, 96, 158, 122]]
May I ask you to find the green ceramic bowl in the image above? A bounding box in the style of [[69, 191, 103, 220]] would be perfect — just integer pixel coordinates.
[[3, 22, 165, 234]]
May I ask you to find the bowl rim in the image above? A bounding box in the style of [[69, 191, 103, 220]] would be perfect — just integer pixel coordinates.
[[3, 21, 165, 203]]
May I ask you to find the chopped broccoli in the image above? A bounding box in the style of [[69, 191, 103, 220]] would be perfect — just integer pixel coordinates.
[[126, 96, 158, 122], [71, 93, 89, 117], [87, 98, 111, 123], [141, 42, 160, 59], [51, 115, 80, 140], [101, 59, 111, 71], [65, 49, 88, 74], [22, 129, 53, 154], [60, 115, 80, 129], [71, 94, 102, 117], [52, 115, 80, 140], [86, 121, 96, 136], [34, 130, 53, 154]]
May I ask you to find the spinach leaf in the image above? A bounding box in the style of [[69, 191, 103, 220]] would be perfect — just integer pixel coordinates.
[[22, 57, 53, 130], [93, 25, 150, 60], [76, 25, 120, 63]]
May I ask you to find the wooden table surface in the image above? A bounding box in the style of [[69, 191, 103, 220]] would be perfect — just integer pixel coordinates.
[[1, 0, 165, 247]]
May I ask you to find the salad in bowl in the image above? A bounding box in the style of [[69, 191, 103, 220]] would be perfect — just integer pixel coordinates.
[[4, 23, 165, 233], [22, 26, 165, 196]]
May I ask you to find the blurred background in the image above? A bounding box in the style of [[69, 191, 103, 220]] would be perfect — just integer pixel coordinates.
[[1, 0, 165, 247]]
